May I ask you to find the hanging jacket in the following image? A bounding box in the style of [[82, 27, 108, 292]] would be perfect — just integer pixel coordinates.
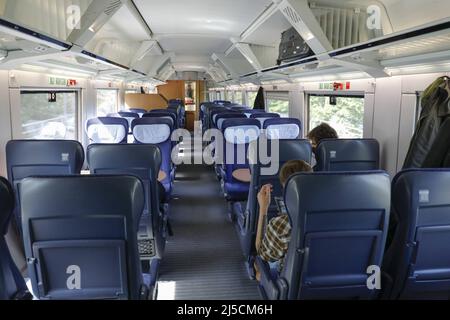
[[422, 116, 450, 168], [254, 87, 265, 110], [403, 77, 450, 169]]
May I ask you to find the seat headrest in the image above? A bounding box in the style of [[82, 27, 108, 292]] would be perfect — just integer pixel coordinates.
[[86, 117, 129, 144], [393, 169, 450, 212], [285, 171, 391, 224], [0, 177, 14, 235], [316, 139, 380, 171], [264, 118, 302, 140], [118, 112, 139, 119], [222, 119, 261, 144], [216, 113, 246, 129], [87, 144, 162, 175], [132, 118, 173, 144], [250, 113, 280, 119], [6, 140, 85, 174], [142, 113, 175, 127]]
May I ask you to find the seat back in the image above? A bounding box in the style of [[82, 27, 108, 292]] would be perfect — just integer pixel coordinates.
[[214, 100, 231, 106], [315, 139, 380, 171], [143, 112, 176, 129], [21, 175, 146, 300], [216, 113, 246, 130], [283, 172, 391, 300], [87, 144, 165, 260], [128, 108, 148, 117], [263, 118, 302, 140], [86, 117, 129, 144], [239, 140, 312, 258], [6, 140, 84, 226], [118, 112, 140, 132], [0, 177, 29, 300], [211, 109, 236, 129], [250, 113, 281, 126], [220, 119, 261, 199], [132, 118, 173, 199], [385, 169, 450, 299]]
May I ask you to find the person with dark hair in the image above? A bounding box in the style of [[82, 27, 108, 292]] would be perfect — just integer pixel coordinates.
[[307, 122, 339, 150], [255, 160, 313, 279], [307, 123, 339, 167]]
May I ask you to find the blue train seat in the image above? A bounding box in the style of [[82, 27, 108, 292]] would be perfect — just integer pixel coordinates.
[[143, 112, 177, 130], [20, 175, 154, 300], [237, 139, 312, 276], [250, 113, 281, 127], [132, 118, 174, 201], [128, 108, 148, 117], [220, 119, 261, 203], [315, 139, 380, 171], [0, 177, 31, 300], [86, 117, 129, 144], [383, 169, 450, 300], [6, 140, 84, 228], [257, 171, 391, 300]]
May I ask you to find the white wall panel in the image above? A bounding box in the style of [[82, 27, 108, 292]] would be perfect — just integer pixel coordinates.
[[372, 76, 403, 177]]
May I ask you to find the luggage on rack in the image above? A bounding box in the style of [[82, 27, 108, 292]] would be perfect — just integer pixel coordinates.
[[277, 27, 313, 65]]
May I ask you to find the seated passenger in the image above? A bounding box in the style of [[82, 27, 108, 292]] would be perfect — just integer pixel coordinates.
[[255, 160, 313, 280], [307, 123, 339, 167]]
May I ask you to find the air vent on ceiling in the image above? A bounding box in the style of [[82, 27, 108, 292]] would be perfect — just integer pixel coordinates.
[[104, 0, 123, 16], [282, 6, 302, 25]]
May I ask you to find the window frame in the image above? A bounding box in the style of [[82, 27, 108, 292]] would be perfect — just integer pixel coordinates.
[[19, 89, 80, 140], [306, 93, 365, 138]]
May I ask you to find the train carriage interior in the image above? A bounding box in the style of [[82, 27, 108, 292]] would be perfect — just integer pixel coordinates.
[[1, 0, 450, 303]]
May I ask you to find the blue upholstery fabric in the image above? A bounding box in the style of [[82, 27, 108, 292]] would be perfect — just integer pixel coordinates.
[[132, 118, 174, 201], [0, 177, 30, 300], [87, 144, 166, 260], [86, 117, 129, 144], [250, 113, 281, 127], [215, 113, 246, 130], [20, 175, 149, 300], [237, 140, 312, 260], [6, 140, 84, 228], [220, 119, 261, 201], [315, 139, 380, 171], [383, 169, 450, 300], [128, 109, 148, 117], [258, 171, 391, 300], [143, 112, 177, 129]]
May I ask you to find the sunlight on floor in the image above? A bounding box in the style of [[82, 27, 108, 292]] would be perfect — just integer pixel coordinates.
[[157, 281, 177, 300]]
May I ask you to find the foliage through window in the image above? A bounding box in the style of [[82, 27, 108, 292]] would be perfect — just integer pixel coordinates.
[[20, 91, 77, 140], [97, 89, 118, 116], [234, 91, 243, 104], [267, 92, 289, 117], [247, 91, 258, 107], [308, 95, 364, 139]]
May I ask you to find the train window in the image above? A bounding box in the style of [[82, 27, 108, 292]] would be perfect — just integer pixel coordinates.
[[234, 91, 243, 104], [266, 92, 290, 117], [97, 89, 118, 116], [308, 95, 365, 138], [246, 91, 258, 107], [20, 91, 78, 140]]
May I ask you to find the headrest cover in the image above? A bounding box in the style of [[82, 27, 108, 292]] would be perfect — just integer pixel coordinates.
[[133, 124, 171, 144], [87, 123, 127, 143], [224, 125, 261, 144], [266, 124, 300, 140]]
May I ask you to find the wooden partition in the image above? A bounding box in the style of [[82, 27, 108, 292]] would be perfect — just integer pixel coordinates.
[[125, 93, 168, 111]]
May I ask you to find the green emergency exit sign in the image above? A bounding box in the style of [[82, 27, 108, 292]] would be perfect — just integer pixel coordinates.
[[49, 77, 68, 86]]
